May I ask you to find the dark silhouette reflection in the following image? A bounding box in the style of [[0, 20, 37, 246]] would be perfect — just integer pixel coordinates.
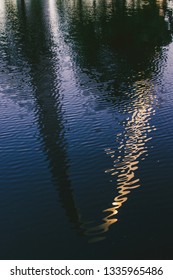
[[59, 0, 171, 47], [1, 0, 173, 245], [3, 0, 82, 232], [54, 0, 173, 240], [57, 0, 171, 84]]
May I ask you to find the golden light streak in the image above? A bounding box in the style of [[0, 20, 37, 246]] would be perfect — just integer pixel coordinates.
[[85, 79, 157, 238]]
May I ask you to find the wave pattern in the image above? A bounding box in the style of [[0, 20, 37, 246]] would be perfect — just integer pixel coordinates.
[[84, 79, 157, 239]]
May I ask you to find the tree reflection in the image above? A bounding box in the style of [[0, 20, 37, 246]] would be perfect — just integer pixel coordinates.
[[54, 0, 172, 240], [2, 0, 173, 242]]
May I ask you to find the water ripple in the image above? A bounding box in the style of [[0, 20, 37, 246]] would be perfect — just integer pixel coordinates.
[[83, 78, 159, 239]]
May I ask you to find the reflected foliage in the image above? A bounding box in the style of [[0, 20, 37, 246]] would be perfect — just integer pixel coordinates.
[[1, 0, 173, 245], [57, 0, 171, 56]]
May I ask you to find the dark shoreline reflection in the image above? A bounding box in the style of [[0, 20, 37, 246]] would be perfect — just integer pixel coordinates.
[[0, 0, 173, 258], [54, 0, 172, 240]]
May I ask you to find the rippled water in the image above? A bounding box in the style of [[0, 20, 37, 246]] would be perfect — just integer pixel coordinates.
[[0, 0, 173, 259]]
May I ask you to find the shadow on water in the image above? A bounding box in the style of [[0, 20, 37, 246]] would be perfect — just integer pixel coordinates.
[[1, 0, 173, 258]]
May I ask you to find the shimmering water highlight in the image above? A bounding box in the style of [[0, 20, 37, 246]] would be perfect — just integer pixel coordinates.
[[0, 0, 173, 259]]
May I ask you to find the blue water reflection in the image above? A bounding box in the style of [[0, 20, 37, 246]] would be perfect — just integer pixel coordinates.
[[0, 0, 173, 259]]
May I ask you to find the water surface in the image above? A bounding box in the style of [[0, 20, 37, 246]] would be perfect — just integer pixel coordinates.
[[0, 0, 173, 259]]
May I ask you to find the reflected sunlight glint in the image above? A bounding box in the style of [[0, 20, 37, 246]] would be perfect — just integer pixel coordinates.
[[85, 79, 157, 240]]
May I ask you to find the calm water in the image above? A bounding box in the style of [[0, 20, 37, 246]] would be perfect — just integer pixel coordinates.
[[0, 0, 173, 259]]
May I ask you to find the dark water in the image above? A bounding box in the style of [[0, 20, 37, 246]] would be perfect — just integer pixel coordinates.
[[0, 0, 173, 259]]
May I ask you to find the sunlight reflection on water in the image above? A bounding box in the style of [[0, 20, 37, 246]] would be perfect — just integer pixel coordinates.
[[0, 0, 173, 257]]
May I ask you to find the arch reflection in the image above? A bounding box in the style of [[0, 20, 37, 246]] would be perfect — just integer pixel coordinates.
[[1, 0, 173, 245], [54, 0, 171, 241], [2, 0, 82, 233], [85, 79, 157, 238]]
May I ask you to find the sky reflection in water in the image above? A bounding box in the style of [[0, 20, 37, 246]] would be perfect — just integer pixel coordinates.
[[0, 0, 173, 258]]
